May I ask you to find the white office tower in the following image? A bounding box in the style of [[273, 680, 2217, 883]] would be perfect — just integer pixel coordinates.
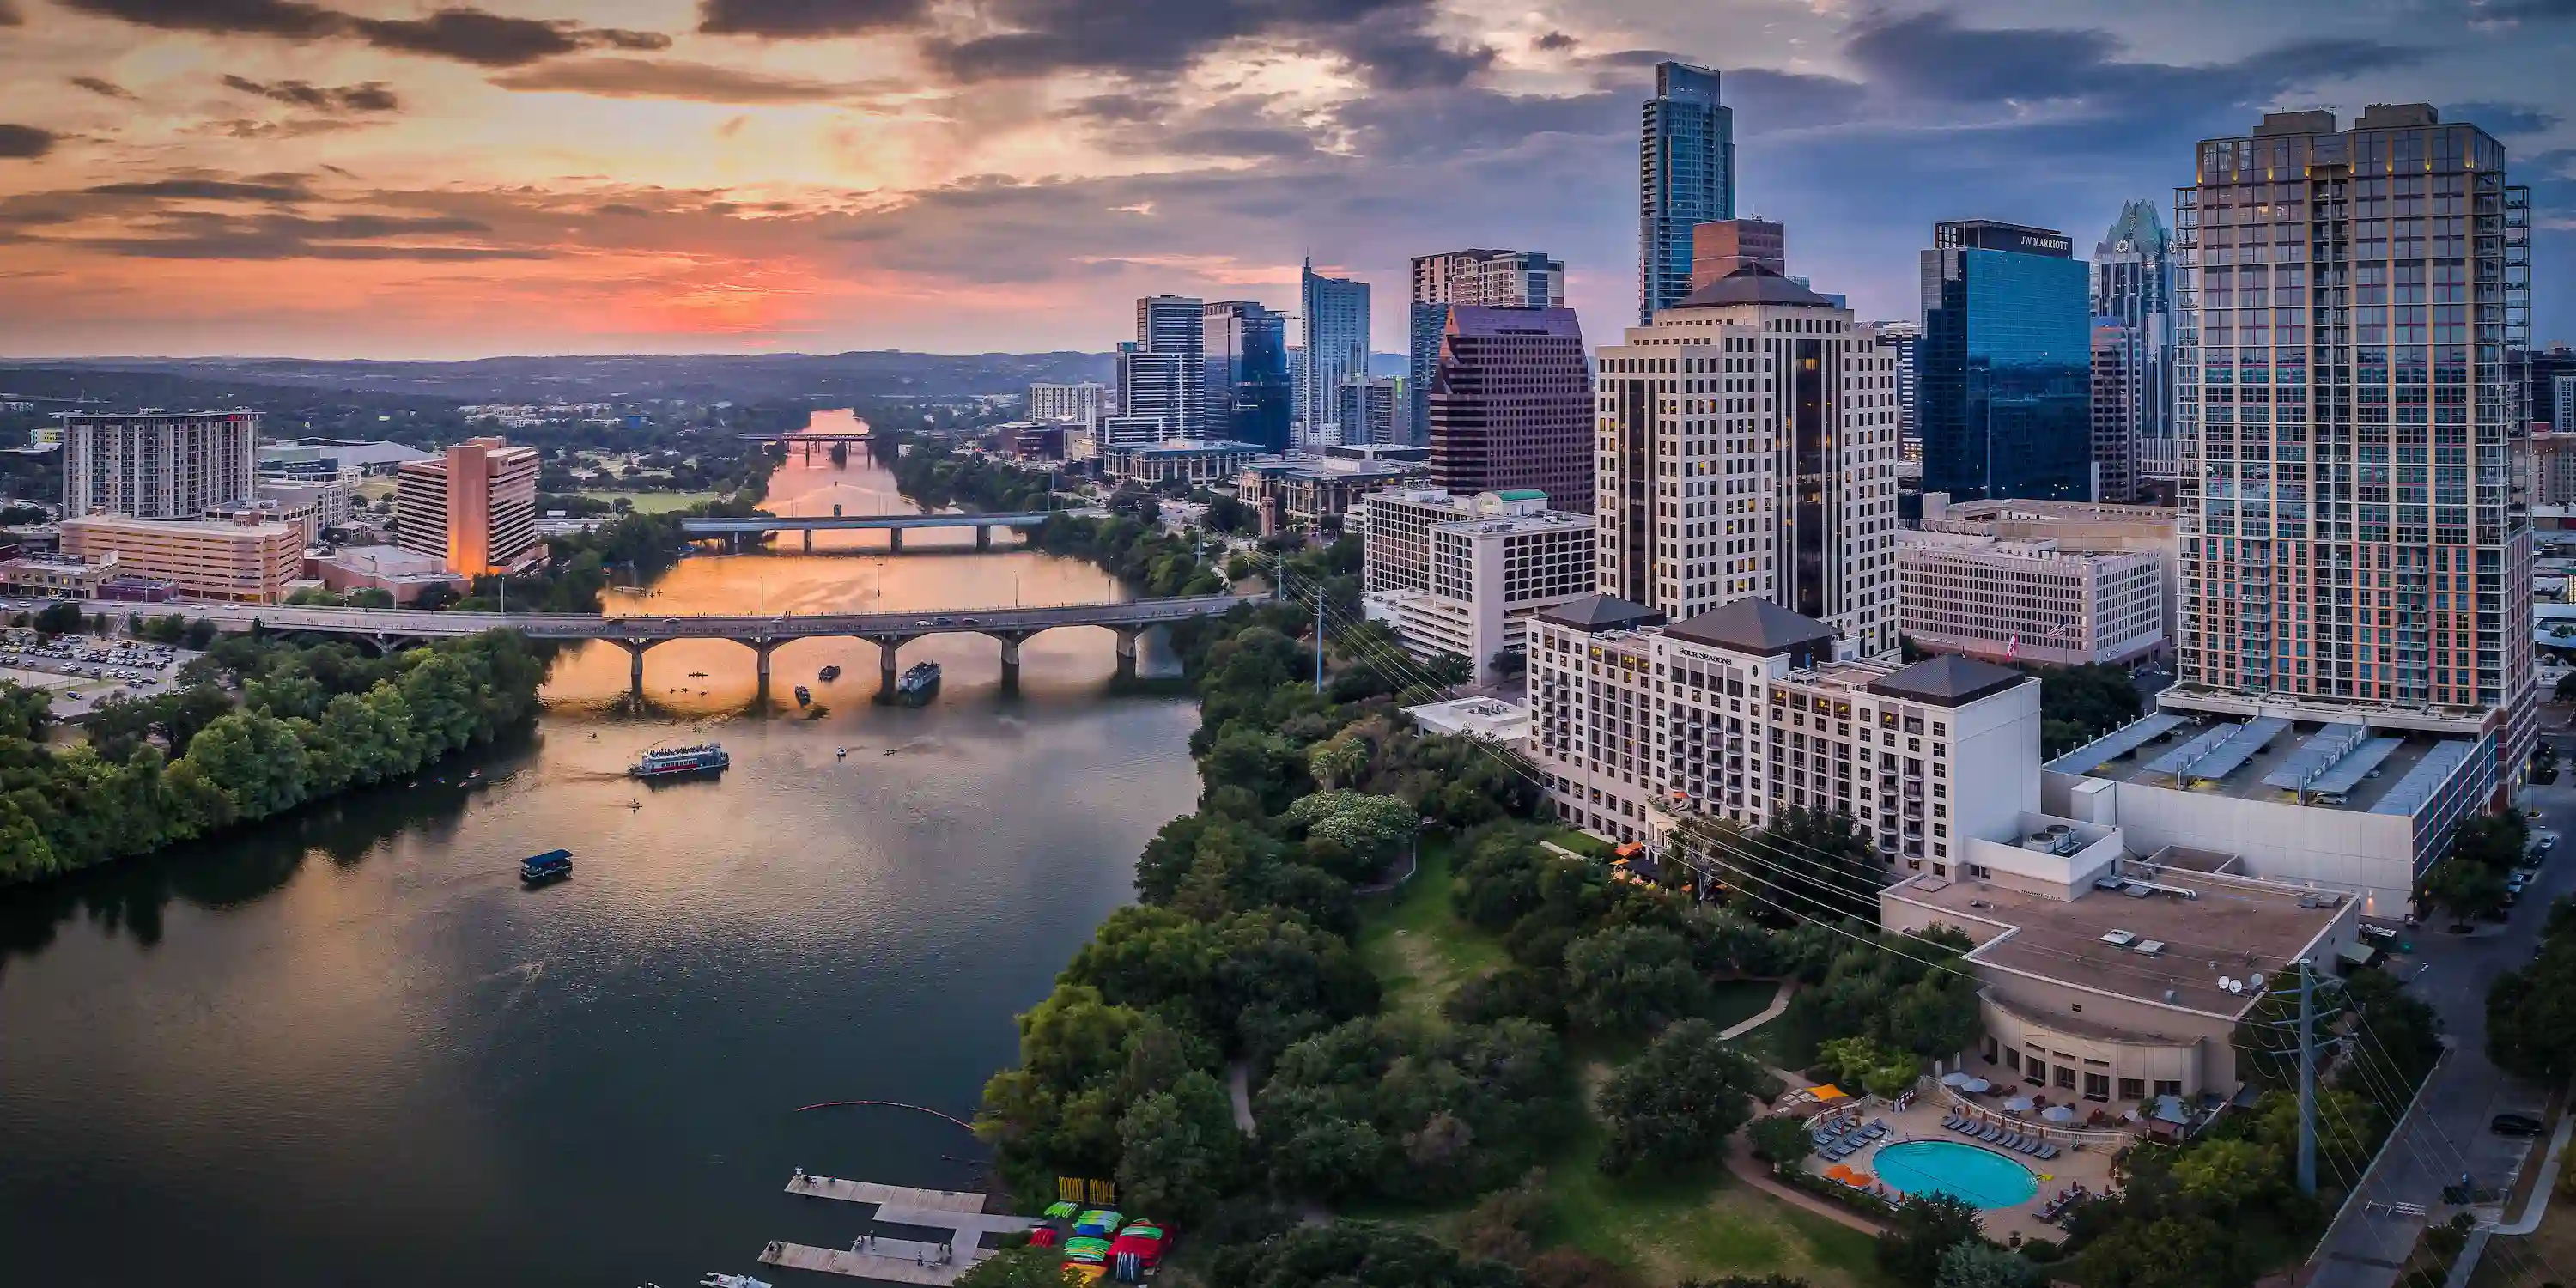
[[1128, 295, 1206, 437], [1593, 266, 1901, 658], [63, 409, 262, 519]]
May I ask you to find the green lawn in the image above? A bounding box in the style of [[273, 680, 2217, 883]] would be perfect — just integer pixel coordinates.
[[570, 489, 719, 514], [1348, 836, 1885, 1287], [1706, 977, 1785, 1035]]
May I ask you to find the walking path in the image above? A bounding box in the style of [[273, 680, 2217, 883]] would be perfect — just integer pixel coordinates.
[[1720, 980, 1795, 1041], [1229, 1061, 1257, 1136], [1722, 1136, 1885, 1237]]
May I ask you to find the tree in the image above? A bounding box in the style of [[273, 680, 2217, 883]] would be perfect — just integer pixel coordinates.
[[1935, 1241, 2039, 1288], [1747, 1114, 1814, 1167], [1596, 1018, 1763, 1175], [953, 1243, 1076, 1288], [1284, 789, 1416, 883], [1816, 1036, 1923, 1099], [2170, 1136, 2277, 1207], [1209, 1222, 1520, 1288], [2490, 899, 2576, 1084], [1115, 1069, 1242, 1224], [33, 599, 82, 635], [2068, 1213, 2239, 1288], [1877, 1194, 1984, 1288], [1308, 735, 1369, 792], [2031, 662, 2143, 757], [1564, 924, 1711, 1036], [2423, 854, 2509, 923]]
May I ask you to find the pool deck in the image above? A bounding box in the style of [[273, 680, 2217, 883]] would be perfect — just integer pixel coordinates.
[[1801, 1095, 2120, 1243]]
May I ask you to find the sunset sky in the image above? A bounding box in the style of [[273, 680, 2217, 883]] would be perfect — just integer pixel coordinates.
[[1, 0, 2571, 360]]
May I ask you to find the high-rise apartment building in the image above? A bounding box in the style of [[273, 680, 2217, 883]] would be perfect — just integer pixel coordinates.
[[2525, 343, 2576, 428], [1410, 249, 1564, 441], [1335, 375, 1404, 447], [2555, 373, 2576, 436], [1595, 265, 1902, 657], [2172, 104, 2535, 781], [2091, 200, 2179, 502], [1690, 218, 1784, 290], [1029, 381, 1106, 428], [1299, 260, 1370, 446], [1203, 301, 1292, 453], [1640, 62, 1735, 323], [1123, 295, 1206, 437], [62, 409, 261, 519], [1425, 306, 1592, 509], [1874, 320, 1923, 447], [1920, 220, 2093, 502], [394, 436, 539, 575]]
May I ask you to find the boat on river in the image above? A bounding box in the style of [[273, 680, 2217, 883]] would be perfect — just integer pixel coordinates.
[[520, 849, 573, 884], [818, 665, 841, 683], [629, 743, 729, 780], [793, 685, 812, 707], [896, 661, 940, 704]]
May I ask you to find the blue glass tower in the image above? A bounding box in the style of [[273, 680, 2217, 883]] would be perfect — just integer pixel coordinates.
[[1640, 62, 1735, 323], [1203, 301, 1291, 453], [1299, 258, 1370, 445], [1919, 220, 2093, 501]]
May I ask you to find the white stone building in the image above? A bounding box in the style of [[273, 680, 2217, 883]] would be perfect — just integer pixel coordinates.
[[1359, 488, 1595, 683], [1895, 530, 2166, 667]]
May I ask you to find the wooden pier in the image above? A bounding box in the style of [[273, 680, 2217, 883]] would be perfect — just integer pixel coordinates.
[[760, 1174, 1041, 1285]]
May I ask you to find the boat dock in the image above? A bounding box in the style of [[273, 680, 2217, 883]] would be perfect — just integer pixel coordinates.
[[759, 1175, 1040, 1285]]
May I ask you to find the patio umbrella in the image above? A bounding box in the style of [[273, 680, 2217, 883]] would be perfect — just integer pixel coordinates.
[[2043, 1104, 2076, 1124], [1941, 1072, 1972, 1087], [2004, 1096, 2036, 1113], [1965, 1078, 1992, 1094]]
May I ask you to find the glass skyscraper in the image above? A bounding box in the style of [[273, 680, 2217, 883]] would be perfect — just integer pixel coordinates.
[[1204, 301, 1291, 453], [1299, 258, 1370, 446], [1639, 61, 1735, 324], [1918, 220, 2093, 501], [2090, 200, 2178, 501], [2172, 104, 2535, 776]]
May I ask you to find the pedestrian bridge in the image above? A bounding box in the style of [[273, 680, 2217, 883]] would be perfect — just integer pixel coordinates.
[[679, 513, 1054, 551], [182, 596, 1253, 696]]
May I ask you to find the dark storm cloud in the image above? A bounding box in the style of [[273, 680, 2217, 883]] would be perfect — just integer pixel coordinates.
[[2468, 0, 2576, 21], [0, 125, 56, 159], [70, 76, 137, 100], [490, 58, 880, 103], [58, 0, 671, 67], [84, 177, 310, 200], [2451, 102, 2562, 134], [222, 75, 399, 112], [1534, 30, 1577, 52], [349, 9, 670, 67], [696, 0, 928, 38]]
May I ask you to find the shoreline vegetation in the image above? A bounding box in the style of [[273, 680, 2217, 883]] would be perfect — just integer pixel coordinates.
[[894, 443, 2449, 1288], [0, 629, 544, 886]]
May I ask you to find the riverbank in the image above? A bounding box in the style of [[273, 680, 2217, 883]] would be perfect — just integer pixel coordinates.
[[0, 629, 544, 885]]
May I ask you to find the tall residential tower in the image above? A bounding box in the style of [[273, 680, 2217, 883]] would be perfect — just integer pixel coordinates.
[[1640, 62, 1736, 324], [1203, 301, 1292, 453], [2172, 104, 2535, 781], [1299, 259, 1371, 447], [62, 409, 261, 519]]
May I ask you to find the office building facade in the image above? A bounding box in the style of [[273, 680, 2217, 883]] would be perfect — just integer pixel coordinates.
[[1424, 306, 1592, 509], [2092, 201, 2179, 503], [1123, 296, 1206, 438], [1359, 488, 1595, 683], [1411, 249, 1564, 442], [394, 436, 540, 575], [1896, 529, 2166, 667], [2171, 105, 2537, 781], [1640, 61, 1735, 323], [1920, 220, 2093, 502], [1336, 376, 1404, 447], [62, 409, 261, 519], [1029, 381, 1107, 428], [1202, 301, 1292, 453], [1690, 218, 1785, 290], [1299, 260, 1370, 446], [1874, 319, 1923, 447], [1595, 266, 1902, 657]]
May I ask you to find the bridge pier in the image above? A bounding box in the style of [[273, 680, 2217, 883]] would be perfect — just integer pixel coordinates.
[[614, 638, 654, 698], [802, 529, 813, 553], [990, 630, 1036, 691], [876, 637, 905, 701], [750, 639, 777, 700], [976, 526, 993, 551], [1114, 626, 1141, 680], [889, 529, 904, 554]]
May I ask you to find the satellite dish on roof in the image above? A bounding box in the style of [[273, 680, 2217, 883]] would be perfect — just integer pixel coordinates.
[[2249, 972, 2266, 989]]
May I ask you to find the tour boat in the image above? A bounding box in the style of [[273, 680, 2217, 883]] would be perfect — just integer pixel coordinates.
[[629, 743, 729, 780], [520, 849, 573, 884], [896, 661, 941, 703], [699, 1274, 771, 1288]]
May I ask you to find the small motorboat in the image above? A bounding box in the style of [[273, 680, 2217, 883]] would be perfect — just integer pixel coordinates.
[[818, 665, 842, 683], [835, 747, 848, 760], [793, 685, 813, 707], [700, 1275, 772, 1288], [520, 849, 573, 884], [689, 671, 708, 677]]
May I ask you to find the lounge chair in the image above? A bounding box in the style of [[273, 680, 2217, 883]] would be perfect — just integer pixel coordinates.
[[2038, 1143, 2060, 1160], [1941, 1115, 1961, 1130], [1980, 1125, 2004, 1143], [2018, 1138, 2042, 1155]]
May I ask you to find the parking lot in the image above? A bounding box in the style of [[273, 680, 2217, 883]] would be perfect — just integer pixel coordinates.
[[0, 630, 198, 717]]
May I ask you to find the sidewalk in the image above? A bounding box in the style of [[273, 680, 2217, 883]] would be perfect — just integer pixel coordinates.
[[1723, 1136, 1886, 1237]]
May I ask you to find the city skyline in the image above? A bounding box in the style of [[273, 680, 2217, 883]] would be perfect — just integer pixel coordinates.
[[0, 2, 2567, 359]]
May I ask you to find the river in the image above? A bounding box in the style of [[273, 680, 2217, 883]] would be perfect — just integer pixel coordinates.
[[0, 411, 1201, 1285]]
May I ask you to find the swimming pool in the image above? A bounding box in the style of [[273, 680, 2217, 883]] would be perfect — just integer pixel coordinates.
[[1869, 1140, 2039, 1209]]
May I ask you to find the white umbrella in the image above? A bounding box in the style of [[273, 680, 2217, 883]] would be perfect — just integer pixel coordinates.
[[1965, 1078, 1992, 1094], [2003, 1096, 2036, 1113], [2042, 1104, 2075, 1124], [1941, 1072, 1972, 1087]]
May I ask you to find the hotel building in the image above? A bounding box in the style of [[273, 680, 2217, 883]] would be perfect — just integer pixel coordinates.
[[394, 437, 540, 575], [1358, 488, 1595, 683]]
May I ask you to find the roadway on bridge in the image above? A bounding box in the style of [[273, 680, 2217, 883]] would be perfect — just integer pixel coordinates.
[[179, 596, 1255, 642]]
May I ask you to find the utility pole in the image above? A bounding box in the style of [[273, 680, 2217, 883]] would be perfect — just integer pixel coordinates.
[[1313, 576, 1325, 695], [2297, 956, 2317, 1195]]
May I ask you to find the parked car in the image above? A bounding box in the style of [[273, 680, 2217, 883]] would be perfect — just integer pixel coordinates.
[[2492, 1113, 2545, 1137]]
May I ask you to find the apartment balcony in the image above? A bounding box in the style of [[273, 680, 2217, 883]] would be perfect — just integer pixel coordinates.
[[1904, 782, 1923, 800]]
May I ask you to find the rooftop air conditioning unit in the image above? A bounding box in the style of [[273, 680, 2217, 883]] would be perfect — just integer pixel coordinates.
[[2136, 940, 2166, 957], [2100, 929, 2138, 947]]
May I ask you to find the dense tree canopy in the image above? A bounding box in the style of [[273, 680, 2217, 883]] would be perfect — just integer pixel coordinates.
[[1595, 1018, 1767, 1176]]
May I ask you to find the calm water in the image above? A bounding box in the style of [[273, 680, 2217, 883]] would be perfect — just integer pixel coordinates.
[[0, 412, 1201, 1285]]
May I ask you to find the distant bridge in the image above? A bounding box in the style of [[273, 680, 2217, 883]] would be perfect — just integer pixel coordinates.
[[678, 513, 1054, 552], [738, 432, 871, 459], [180, 596, 1254, 696]]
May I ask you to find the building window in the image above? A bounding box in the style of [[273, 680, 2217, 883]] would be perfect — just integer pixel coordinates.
[[2026, 1060, 2046, 1086], [2003, 1048, 2020, 1071], [2084, 1072, 2111, 1102], [2118, 1078, 2146, 1101], [2154, 1079, 2182, 1098], [2055, 1066, 2077, 1091]]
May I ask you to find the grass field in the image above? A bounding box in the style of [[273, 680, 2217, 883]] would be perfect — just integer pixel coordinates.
[[569, 489, 719, 514], [1350, 832, 1881, 1287]]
